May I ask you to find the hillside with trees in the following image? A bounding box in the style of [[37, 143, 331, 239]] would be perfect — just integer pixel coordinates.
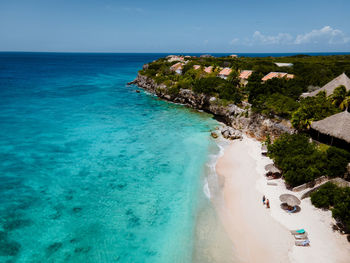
[[139, 54, 350, 130]]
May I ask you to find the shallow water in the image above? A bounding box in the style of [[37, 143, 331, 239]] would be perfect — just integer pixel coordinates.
[[0, 53, 220, 262]]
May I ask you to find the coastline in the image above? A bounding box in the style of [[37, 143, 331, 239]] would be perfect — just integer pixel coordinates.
[[213, 136, 292, 263], [129, 73, 295, 142], [192, 136, 238, 263], [130, 73, 350, 262], [214, 136, 350, 263]]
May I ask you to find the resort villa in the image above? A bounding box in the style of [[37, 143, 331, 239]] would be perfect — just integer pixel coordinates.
[[193, 65, 201, 70], [218, 67, 232, 79], [167, 55, 185, 63], [170, 62, 184, 74], [204, 66, 213, 73], [229, 54, 238, 58], [262, 72, 294, 81], [301, 73, 350, 97], [239, 70, 253, 86]]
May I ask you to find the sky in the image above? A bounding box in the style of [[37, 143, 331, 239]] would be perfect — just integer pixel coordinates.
[[0, 0, 350, 53]]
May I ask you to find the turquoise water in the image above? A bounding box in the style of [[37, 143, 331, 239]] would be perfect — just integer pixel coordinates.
[[0, 53, 218, 262]]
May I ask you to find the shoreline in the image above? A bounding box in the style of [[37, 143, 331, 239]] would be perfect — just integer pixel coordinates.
[[132, 78, 350, 262], [213, 136, 292, 263], [192, 135, 238, 263], [213, 136, 350, 263], [129, 74, 295, 142]]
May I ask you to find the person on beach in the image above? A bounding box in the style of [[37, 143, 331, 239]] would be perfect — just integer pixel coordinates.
[[262, 195, 266, 205], [266, 199, 270, 208]]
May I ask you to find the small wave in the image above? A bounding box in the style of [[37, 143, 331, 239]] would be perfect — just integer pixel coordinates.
[[203, 137, 228, 199]]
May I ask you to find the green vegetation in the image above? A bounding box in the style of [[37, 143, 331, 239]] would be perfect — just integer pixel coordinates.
[[140, 54, 350, 128], [311, 182, 350, 232], [291, 92, 340, 130], [192, 77, 242, 103], [325, 147, 350, 178], [267, 133, 350, 187], [331, 85, 350, 110], [140, 55, 350, 224]]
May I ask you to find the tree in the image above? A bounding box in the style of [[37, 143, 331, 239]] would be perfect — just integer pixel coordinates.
[[325, 147, 350, 178], [291, 91, 340, 130], [267, 133, 327, 187], [339, 94, 350, 111], [226, 69, 239, 84], [332, 85, 347, 108]]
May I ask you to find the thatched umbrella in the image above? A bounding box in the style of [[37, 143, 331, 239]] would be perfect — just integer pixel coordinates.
[[265, 164, 281, 174], [279, 194, 301, 207]]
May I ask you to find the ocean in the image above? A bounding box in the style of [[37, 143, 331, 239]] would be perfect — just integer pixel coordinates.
[[0, 52, 348, 263], [0, 53, 222, 262]]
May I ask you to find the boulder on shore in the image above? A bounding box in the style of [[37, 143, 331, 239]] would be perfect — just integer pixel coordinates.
[[220, 126, 242, 140], [211, 131, 219, 139]]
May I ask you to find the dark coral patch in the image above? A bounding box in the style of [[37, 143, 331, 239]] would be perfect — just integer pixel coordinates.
[[46, 242, 63, 256], [3, 218, 33, 231], [72, 207, 82, 213], [74, 246, 91, 254], [0, 231, 21, 257]]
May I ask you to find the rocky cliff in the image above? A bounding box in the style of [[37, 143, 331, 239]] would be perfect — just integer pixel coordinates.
[[129, 73, 295, 141]]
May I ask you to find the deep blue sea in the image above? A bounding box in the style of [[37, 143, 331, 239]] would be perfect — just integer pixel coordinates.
[[0, 52, 348, 263]]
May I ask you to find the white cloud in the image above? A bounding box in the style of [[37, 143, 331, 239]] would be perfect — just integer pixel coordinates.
[[229, 38, 239, 45], [252, 31, 293, 45], [295, 26, 350, 44], [244, 26, 349, 46]]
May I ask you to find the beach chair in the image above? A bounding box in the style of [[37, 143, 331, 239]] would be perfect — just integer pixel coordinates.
[[287, 207, 297, 213], [290, 229, 305, 235], [295, 239, 310, 246], [294, 233, 308, 239]]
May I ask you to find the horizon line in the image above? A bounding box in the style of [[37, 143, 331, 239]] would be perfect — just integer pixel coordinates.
[[1, 51, 350, 54]]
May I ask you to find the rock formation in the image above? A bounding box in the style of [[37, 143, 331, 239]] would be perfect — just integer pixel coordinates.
[[128, 72, 295, 141]]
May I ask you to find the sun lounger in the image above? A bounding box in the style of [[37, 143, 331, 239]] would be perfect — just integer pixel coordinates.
[[295, 239, 310, 246], [267, 182, 278, 186], [294, 233, 308, 239], [287, 207, 297, 213], [290, 229, 305, 235]]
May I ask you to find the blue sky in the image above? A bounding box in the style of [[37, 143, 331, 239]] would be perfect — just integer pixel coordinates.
[[0, 0, 350, 52]]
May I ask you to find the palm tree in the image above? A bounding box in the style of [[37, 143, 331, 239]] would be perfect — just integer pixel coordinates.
[[331, 85, 347, 108], [340, 95, 350, 111]]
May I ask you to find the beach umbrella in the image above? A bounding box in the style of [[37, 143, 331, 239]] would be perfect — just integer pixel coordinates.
[[279, 194, 301, 207], [265, 164, 281, 174]]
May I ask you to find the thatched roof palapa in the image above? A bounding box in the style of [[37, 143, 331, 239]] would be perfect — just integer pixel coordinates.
[[279, 194, 301, 207], [311, 111, 350, 143], [302, 73, 350, 97], [265, 163, 281, 174]]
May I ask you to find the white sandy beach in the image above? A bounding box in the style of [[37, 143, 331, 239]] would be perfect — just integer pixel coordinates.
[[214, 136, 350, 263]]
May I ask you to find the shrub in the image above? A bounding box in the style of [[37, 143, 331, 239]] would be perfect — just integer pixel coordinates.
[[268, 133, 327, 187], [268, 133, 350, 187], [167, 86, 180, 96], [325, 147, 350, 178], [311, 182, 339, 208], [291, 92, 340, 130], [311, 183, 350, 232]]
